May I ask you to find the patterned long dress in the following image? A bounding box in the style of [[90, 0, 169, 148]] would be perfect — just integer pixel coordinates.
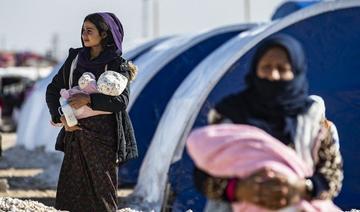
[[55, 114, 118, 212]]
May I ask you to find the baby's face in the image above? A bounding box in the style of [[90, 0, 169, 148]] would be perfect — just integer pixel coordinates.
[[82, 74, 94, 81], [78, 72, 96, 89]]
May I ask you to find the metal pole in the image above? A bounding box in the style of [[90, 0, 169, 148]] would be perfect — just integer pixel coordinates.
[[244, 0, 250, 22], [153, 0, 160, 37], [51, 33, 59, 61], [142, 0, 150, 38], [0, 35, 6, 50]]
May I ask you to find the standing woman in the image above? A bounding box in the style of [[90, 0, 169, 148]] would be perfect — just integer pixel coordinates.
[[189, 35, 343, 211], [46, 13, 138, 212]]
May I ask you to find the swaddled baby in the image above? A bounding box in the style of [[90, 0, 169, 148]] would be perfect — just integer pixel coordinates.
[[60, 71, 128, 119]]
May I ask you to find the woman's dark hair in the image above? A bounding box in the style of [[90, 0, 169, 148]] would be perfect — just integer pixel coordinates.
[[82, 13, 116, 52]]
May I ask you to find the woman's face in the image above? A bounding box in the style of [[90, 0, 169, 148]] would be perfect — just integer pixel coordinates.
[[256, 47, 294, 81], [82, 20, 103, 48]]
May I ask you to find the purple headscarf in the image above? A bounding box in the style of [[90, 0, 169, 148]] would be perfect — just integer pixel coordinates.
[[78, 12, 124, 69], [98, 12, 124, 54]]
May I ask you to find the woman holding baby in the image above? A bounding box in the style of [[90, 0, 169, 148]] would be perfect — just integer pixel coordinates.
[[46, 12, 138, 212]]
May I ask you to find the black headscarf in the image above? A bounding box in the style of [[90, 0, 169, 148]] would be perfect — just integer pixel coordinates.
[[215, 34, 313, 145], [78, 12, 124, 70]]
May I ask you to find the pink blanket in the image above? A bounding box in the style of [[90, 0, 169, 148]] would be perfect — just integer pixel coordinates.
[[60, 87, 111, 120], [186, 124, 340, 212]]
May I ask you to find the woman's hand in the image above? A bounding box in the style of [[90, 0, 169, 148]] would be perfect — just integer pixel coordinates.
[[60, 116, 82, 132], [235, 168, 307, 210], [68, 93, 91, 109]]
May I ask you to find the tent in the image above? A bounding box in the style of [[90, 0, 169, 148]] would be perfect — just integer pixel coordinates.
[[272, 0, 321, 20], [123, 36, 172, 61], [119, 24, 255, 185]]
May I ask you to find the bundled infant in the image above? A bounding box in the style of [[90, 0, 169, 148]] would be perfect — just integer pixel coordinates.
[[60, 70, 128, 120]]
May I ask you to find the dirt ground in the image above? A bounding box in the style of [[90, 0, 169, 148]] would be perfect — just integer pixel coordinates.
[[0, 133, 134, 210]]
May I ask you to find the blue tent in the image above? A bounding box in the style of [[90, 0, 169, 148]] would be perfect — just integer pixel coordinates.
[[272, 0, 321, 20], [119, 24, 255, 186], [128, 1, 360, 211], [123, 36, 172, 61]]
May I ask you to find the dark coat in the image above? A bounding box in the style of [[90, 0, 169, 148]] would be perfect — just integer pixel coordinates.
[[46, 48, 138, 163]]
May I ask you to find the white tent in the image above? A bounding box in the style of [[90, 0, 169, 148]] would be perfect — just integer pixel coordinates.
[[16, 64, 62, 151]]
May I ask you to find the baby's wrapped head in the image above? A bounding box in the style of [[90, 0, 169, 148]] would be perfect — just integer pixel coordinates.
[[97, 71, 128, 96], [59, 69, 129, 120], [78, 72, 97, 92], [76, 71, 128, 96]]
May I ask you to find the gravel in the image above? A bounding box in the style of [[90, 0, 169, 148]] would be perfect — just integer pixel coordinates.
[[0, 134, 144, 211], [0, 137, 63, 189], [0, 197, 146, 212], [0, 197, 62, 212]]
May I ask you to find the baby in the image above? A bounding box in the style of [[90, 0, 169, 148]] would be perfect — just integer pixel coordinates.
[[60, 70, 128, 120]]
